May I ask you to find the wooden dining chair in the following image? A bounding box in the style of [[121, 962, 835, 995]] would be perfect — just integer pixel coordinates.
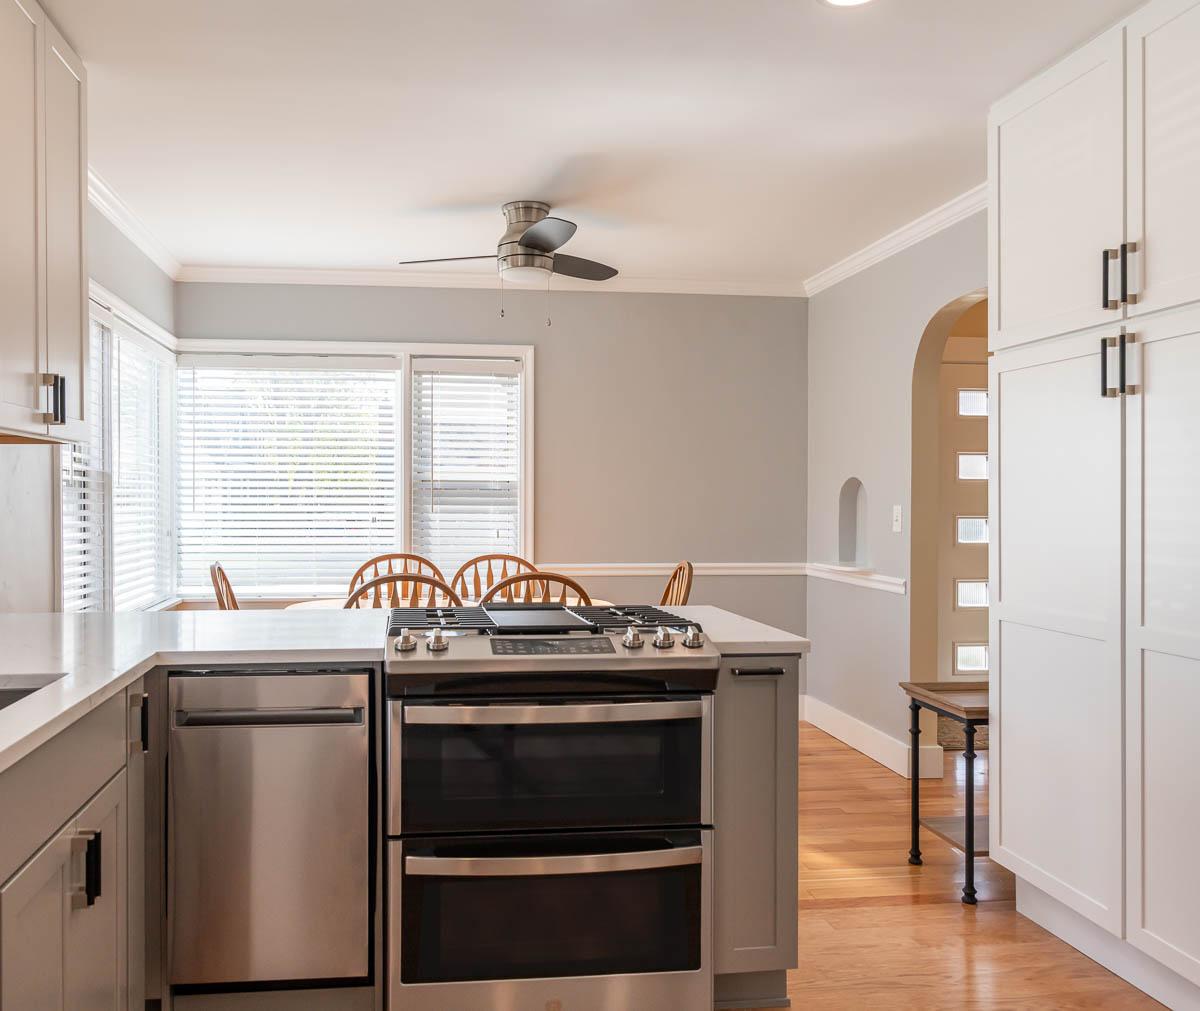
[[210, 562, 240, 610], [660, 561, 694, 607], [344, 573, 463, 609], [480, 572, 593, 606], [348, 553, 446, 597], [451, 554, 538, 602]]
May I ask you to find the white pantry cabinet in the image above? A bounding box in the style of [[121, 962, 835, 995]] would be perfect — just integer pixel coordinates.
[[0, 0, 88, 444]]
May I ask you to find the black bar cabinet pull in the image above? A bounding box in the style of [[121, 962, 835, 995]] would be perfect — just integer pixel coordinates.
[[139, 693, 150, 752], [85, 832, 102, 906], [1102, 249, 1121, 309], [731, 667, 786, 678], [1101, 337, 1110, 397], [54, 374, 65, 425], [1119, 332, 1128, 394], [1120, 243, 1129, 306]]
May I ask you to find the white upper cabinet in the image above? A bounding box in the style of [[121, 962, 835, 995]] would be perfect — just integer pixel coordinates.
[[989, 26, 1126, 351], [1126, 0, 1200, 319], [0, 0, 45, 437], [1124, 304, 1200, 986], [43, 17, 88, 443], [0, 0, 87, 444]]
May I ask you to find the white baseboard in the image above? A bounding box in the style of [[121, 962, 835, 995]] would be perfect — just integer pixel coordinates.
[[1017, 879, 1200, 1010], [801, 694, 943, 778]]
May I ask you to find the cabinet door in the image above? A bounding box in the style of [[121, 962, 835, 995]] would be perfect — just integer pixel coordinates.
[[124, 682, 145, 1011], [989, 26, 1126, 351], [989, 333, 1124, 936], [713, 657, 798, 975], [42, 17, 87, 444], [0, 0, 46, 438], [65, 771, 126, 1011], [1124, 307, 1200, 985], [1127, 0, 1200, 319], [0, 822, 71, 1010]]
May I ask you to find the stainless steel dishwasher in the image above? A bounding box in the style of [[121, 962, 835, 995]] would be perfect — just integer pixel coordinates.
[[168, 670, 371, 989]]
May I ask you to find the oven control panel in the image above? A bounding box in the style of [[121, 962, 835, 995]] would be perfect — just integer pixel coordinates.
[[490, 637, 617, 656]]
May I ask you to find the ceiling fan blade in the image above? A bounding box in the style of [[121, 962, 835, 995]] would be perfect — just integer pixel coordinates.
[[519, 217, 577, 253], [552, 254, 618, 281], [396, 255, 496, 266]]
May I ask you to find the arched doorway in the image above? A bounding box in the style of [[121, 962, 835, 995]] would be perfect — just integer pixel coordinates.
[[910, 289, 988, 746]]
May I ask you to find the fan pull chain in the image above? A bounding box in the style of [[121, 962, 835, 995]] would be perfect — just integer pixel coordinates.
[[499, 272, 506, 318], [545, 273, 552, 327]]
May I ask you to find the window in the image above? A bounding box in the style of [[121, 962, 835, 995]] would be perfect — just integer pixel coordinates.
[[176, 353, 527, 597], [60, 320, 110, 611], [956, 516, 989, 544], [112, 332, 174, 610], [958, 389, 988, 417], [955, 580, 989, 609], [60, 313, 174, 611], [411, 359, 523, 575], [957, 453, 988, 481], [177, 365, 401, 596], [955, 643, 989, 674]]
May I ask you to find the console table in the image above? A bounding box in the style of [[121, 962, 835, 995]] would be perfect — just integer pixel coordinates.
[[899, 680, 989, 905]]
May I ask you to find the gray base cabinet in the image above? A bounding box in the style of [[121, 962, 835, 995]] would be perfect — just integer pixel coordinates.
[[713, 655, 799, 976], [0, 677, 146, 1011]]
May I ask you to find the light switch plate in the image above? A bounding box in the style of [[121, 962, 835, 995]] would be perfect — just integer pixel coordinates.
[[892, 505, 902, 533]]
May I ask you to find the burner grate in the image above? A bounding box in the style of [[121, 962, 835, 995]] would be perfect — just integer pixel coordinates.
[[573, 605, 699, 631], [386, 607, 495, 635]]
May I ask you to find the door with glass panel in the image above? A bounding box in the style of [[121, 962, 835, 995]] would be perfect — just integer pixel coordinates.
[[988, 331, 1124, 935]]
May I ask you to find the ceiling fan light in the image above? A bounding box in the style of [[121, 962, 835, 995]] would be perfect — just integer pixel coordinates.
[[500, 263, 551, 286]]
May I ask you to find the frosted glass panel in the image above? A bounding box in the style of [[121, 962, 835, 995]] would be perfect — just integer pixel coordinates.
[[957, 517, 989, 544], [956, 581, 989, 609], [958, 453, 989, 480], [955, 644, 989, 673], [958, 389, 989, 416]]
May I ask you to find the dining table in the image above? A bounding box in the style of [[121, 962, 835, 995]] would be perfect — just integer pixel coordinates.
[[284, 596, 614, 610]]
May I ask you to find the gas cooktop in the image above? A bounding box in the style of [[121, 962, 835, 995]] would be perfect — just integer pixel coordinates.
[[384, 603, 700, 637]]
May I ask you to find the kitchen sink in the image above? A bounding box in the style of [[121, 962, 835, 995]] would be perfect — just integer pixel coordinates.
[[0, 673, 68, 712]]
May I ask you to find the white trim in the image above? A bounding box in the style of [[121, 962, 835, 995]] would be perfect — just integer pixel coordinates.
[[1016, 881, 1200, 1010], [87, 168, 182, 279], [803, 183, 988, 296], [174, 264, 807, 298], [89, 280, 178, 352], [803, 694, 944, 779], [174, 338, 532, 358], [539, 562, 806, 577], [804, 563, 907, 594]]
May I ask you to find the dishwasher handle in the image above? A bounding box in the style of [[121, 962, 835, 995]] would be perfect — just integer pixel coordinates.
[[174, 706, 364, 728]]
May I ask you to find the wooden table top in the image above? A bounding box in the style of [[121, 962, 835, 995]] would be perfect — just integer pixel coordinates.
[[283, 596, 614, 610], [899, 680, 989, 721]]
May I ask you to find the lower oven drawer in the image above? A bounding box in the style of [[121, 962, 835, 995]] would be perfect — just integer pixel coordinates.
[[387, 829, 712, 1009], [388, 695, 712, 835]]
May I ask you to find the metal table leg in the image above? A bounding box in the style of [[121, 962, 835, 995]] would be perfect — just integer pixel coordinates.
[[908, 700, 922, 865], [962, 722, 977, 905]]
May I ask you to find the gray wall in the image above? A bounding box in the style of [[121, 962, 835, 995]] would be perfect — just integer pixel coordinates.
[[176, 283, 809, 632], [805, 211, 986, 738], [87, 205, 175, 333], [0, 205, 176, 611]]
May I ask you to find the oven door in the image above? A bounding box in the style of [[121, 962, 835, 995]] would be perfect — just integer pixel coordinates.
[[389, 695, 712, 835], [388, 830, 712, 1010]]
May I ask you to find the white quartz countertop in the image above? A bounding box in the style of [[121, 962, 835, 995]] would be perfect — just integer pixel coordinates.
[[0, 607, 808, 775]]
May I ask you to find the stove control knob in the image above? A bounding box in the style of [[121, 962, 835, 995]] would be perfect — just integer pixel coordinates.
[[653, 625, 675, 649], [426, 627, 449, 652], [395, 628, 418, 652], [682, 626, 705, 649], [622, 626, 644, 649]]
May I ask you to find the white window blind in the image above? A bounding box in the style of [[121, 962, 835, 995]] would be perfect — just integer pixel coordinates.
[[411, 360, 522, 575], [60, 320, 110, 611], [112, 334, 173, 610], [176, 367, 400, 596]]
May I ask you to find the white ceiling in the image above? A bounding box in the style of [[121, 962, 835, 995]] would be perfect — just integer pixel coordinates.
[[51, 0, 1140, 294]]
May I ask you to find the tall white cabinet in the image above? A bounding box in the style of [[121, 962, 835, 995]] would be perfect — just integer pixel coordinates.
[[989, 0, 1200, 996], [0, 0, 88, 445]]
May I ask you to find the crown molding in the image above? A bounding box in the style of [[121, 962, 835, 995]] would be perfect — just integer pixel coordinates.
[[175, 264, 807, 298], [88, 280, 178, 352], [87, 168, 182, 280], [803, 183, 987, 297]]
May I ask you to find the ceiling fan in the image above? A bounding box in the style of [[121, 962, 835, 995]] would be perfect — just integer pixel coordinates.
[[397, 200, 618, 285]]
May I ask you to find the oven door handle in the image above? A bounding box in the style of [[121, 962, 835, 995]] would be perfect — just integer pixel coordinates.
[[405, 846, 703, 877], [402, 699, 705, 725]]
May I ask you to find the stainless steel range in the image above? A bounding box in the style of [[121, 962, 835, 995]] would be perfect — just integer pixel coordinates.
[[383, 603, 719, 1010]]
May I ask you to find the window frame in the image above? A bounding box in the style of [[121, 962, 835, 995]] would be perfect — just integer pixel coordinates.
[[956, 452, 989, 481], [954, 579, 990, 611], [953, 642, 990, 676], [174, 341, 535, 599]]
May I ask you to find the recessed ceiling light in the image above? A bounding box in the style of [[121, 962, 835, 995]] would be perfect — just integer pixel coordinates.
[[818, 0, 876, 6]]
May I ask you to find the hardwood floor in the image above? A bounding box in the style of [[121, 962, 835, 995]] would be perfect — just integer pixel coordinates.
[[747, 723, 1161, 1010]]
